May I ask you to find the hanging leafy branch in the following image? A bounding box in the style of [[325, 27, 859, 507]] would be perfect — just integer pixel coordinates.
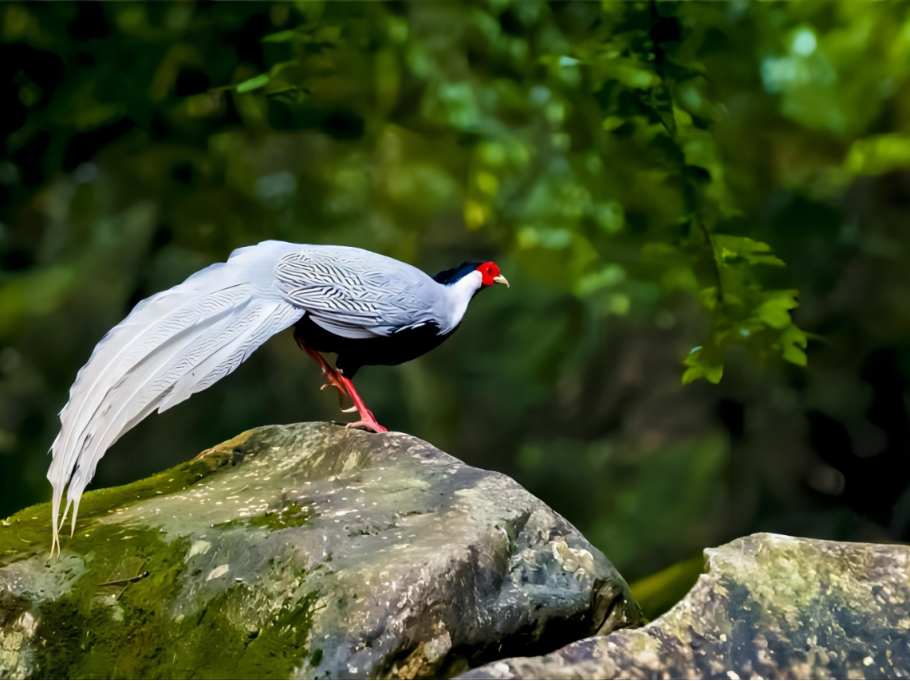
[[578, 2, 808, 384]]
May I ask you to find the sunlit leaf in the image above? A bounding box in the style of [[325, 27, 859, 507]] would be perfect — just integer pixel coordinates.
[[714, 235, 787, 268], [846, 134, 910, 176], [236, 74, 270, 93], [755, 291, 800, 330]]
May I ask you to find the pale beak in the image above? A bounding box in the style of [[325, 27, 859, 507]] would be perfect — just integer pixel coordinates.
[[493, 274, 510, 288]]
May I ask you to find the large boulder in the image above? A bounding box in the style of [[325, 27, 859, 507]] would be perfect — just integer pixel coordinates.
[[0, 423, 641, 679], [465, 533, 910, 680]]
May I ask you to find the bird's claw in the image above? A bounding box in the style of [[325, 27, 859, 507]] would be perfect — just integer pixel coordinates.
[[320, 378, 345, 391], [341, 405, 358, 413], [345, 420, 388, 433], [318, 377, 351, 412]]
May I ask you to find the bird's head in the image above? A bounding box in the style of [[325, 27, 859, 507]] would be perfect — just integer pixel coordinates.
[[433, 261, 510, 290], [476, 262, 510, 288]]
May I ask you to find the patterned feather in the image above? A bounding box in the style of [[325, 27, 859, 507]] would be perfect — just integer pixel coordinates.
[[274, 245, 461, 335]]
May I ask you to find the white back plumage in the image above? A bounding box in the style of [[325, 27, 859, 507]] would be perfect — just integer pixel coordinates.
[[48, 240, 475, 554], [274, 245, 461, 336]]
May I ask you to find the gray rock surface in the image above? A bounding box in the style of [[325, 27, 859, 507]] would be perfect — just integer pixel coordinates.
[[464, 532, 910, 680], [0, 423, 640, 679]]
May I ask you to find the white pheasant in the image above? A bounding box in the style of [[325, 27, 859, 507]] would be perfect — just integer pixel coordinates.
[[48, 241, 508, 554]]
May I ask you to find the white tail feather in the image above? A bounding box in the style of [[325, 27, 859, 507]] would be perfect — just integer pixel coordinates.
[[48, 241, 303, 555], [57, 305, 247, 532]]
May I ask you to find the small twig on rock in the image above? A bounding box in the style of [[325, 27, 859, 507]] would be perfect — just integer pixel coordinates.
[[98, 570, 150, 587]]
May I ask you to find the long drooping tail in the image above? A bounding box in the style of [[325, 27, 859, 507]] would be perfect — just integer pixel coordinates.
[[48, 241, 302, 555]]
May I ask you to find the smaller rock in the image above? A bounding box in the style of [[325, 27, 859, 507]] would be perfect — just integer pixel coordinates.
[[464, 533, 910, 680]]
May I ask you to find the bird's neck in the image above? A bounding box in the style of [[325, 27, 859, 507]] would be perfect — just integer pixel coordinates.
[[436, 270, 483, 334]]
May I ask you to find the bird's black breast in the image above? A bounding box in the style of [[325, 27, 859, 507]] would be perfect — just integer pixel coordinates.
[[294, 314, 457, 378]]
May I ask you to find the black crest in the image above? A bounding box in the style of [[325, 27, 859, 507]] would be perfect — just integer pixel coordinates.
[[432, 262, 482, 286]]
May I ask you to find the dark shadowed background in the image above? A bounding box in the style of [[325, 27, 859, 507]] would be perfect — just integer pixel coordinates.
[[3, 1, 910, 617]]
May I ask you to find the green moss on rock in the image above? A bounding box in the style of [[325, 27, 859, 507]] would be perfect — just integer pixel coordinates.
[[34, 534, 319, 679], [0, 433, 243, 568]]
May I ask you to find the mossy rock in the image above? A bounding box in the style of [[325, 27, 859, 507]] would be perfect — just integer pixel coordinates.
[[0, 423, 640, 679], [465, 533, 910, 680]]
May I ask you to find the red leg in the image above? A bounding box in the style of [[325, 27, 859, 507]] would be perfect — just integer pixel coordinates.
[[338, 375, 388, 433], [294, 331, 349, 407], [294, 330, 386, 433]]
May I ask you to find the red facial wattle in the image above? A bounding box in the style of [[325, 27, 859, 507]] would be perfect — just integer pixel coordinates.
[[476, 262, 501, 286]]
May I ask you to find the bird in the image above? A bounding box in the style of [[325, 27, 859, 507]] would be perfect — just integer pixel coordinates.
[[47, 241, 509, 554]]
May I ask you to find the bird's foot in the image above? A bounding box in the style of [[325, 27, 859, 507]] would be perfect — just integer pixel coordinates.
[[295, 334, 350, 408], [334, 375, 386, 433], [345, 408, 387, 433], [345, 418, 388, 433], [319, 369, 352, 409]]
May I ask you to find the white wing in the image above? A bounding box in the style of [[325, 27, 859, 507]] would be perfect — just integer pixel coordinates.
[[274, 245, 444, 338], [47, 240, 303, 553]]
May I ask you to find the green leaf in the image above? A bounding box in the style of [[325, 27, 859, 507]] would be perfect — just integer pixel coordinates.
[[781, 325, 809, 367], [682, 346, 724, 385], [682, 364, 723, 385], [236, 74, 270, 93], [602, 59, 662, 90], [846, 134, 910, 176], [714, 235, 786, 267], [262, 29, 300, 43], [697, 287, 719, 311], [755, 290, 800, 329]]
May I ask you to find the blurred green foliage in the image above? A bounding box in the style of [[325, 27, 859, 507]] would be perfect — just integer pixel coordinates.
[[4, 1, 910, 606], [629, 552, 704, 622]]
